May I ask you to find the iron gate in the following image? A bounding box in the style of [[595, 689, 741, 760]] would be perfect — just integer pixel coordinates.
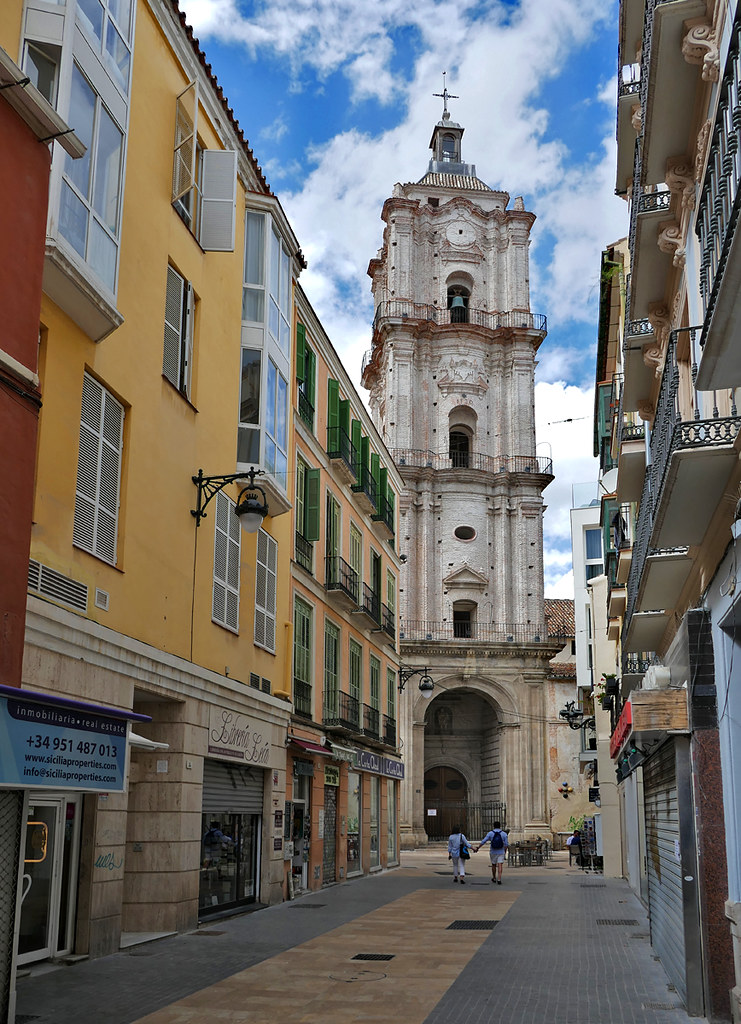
[[323, 785, 337, 883], [425, 802, 506, 841]]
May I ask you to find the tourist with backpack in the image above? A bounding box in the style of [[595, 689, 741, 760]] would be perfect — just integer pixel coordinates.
[[475, 821, 509, 883]]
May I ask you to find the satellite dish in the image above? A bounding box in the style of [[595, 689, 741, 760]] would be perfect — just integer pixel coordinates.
[[600, 468, 618, 495]]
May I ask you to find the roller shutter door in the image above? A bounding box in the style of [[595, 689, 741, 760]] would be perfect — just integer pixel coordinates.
[[643, 740, 685, 1003], [202, 759, 264, 815]]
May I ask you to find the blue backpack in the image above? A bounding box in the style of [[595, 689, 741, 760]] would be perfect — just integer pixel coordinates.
[[491, 830, 504, 850]]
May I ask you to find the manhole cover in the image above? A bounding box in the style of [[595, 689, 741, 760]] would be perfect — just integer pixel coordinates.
[[290, 903, 327, 908], [329, 968, 386, 983], [351, 953, 395, 961], [596, 919, 639, 926], [190, 930, 226, 936], [446, 920, 497, 930]]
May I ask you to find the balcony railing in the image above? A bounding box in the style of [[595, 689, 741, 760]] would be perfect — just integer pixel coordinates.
[[293, 679, 312, 719], [326, 425, 358, 478], [295, 532, 313, 574], [622, 651, 659, 677], [698, 12, 741, 347], [351, 465, 378, 509], [323, 690, 361, 732], [297, 389, 314, 431], [389, 448, 553, 477], [373, 300, 547, 334], [361, 583, 381, 625], [382, 602, 395, 642], [363, 704, 380, 739], [383, 715, 397, 747], [324, 555, 359, 604], [399, 621, 553, 644], [371, 491, 395, 534]]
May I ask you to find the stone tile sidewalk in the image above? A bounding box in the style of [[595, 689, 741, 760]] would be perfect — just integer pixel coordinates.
[[15, 851, 706, 1024]]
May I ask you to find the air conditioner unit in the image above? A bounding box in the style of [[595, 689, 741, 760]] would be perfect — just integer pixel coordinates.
[[643, 665, 671, 690]]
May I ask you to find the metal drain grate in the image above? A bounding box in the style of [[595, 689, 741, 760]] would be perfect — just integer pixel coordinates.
[[596, 919, 639, 926], [446, 920, 497, 930], [191, 930, 226, 936], [580, 884, 606, 888], [641, 1002, 683, 1011], [290, 903, 327, 908], [351, 953, 395, 961]]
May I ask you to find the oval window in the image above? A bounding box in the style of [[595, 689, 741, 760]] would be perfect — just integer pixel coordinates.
[[454, 525, 476, 541]]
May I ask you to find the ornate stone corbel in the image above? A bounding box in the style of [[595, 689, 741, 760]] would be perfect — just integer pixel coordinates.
[[636, 400, 655, 425], [647, 302, 671, 348], [695, 119, 712, 182], [665, 156, 696, 211], [631, 104, 642, 135], [682, 18, 720, 81], [657, 220, 685, 267], [642, 342, 664, 378]]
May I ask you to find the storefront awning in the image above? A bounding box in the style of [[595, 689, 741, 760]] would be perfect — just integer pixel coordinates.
[[288, 736, 332, 756], [129, 731, 170, 751]]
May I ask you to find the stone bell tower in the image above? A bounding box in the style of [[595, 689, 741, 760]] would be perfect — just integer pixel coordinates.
[[361, 85, 559, 845]]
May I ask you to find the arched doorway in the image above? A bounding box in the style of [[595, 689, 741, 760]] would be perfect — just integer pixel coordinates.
[[424, 766, 468, 840]]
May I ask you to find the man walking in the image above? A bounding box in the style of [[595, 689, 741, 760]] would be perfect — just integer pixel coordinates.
[[475, 821, 508, 884]]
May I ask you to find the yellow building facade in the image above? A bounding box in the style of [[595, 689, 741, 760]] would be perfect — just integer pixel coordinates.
[[1, 0, 304, 978]]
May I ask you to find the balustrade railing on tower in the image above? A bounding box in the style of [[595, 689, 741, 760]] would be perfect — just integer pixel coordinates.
[[389, 448, 553, 477], [399, 621, 552, 644]]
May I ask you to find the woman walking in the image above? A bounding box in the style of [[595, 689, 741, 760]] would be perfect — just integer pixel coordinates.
[[448, 825, 471, 883]]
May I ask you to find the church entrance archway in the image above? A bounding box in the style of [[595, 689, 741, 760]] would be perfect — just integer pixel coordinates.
[[424, 766, 467, 839]]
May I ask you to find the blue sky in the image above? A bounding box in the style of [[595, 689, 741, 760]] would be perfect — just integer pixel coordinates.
[[181, 0, 629, 595]]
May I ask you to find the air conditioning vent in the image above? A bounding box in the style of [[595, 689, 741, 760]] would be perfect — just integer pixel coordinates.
[[94, 588, 110, 611], [250, 673, 260, 689], [261, 677, 271, 694], [28, 560, 88, 612]]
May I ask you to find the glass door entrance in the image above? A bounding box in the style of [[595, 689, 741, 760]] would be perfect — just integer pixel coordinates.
[[17, 794, 81, 965]]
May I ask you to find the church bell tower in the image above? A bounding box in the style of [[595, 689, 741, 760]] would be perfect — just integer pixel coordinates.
[[361, 84, 559, 845]]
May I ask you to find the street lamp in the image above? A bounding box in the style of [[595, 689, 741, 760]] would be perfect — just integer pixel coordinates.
[[191, 467, 269, 534], [399, 667, 435, 699]]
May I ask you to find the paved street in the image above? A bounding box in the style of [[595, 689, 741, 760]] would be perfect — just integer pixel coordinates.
[[15, 849, 705, 1024]]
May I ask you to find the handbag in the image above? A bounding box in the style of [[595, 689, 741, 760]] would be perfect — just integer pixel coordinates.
[[459, 840, 471, 860]]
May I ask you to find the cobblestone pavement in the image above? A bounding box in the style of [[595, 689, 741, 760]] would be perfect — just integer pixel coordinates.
[[15, 850, 706, 1024]]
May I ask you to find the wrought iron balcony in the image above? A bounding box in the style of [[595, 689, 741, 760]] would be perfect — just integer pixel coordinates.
[[324, 555, 360, 607], [696, 11, 741, 389], [372, 300, 547, 334], [381, 602, 396, 642], [326, 425, 358, 482], [389, 448, 553, 478], [323, 690, 361, 733], [293, 679, 313, 719], [351, 464, 378, 513], [383, 715, 397, 747], [399, 620, 552, 644], [295, 532, 313, 574], [297, 389, 314, 431], [371, 491, 395, 537], [360, 583, 381, 626], [363, 704, 380, 739]]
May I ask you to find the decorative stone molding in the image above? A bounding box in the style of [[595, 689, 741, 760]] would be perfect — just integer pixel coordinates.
[[657, 220, 685, 267], [682, 18, 720, 81], [642, 342, 664, 378], [631, 103, 642, 135], [442, 563, 489, 590], [647, 302, 672, 348], [636, 399, 655, 424], [665, 156, 696, 211], [437, 357, 488, 395], [695, 119, 712, 182]]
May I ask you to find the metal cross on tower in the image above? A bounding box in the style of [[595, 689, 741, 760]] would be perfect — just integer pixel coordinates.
[[433, 71, 459, 118]]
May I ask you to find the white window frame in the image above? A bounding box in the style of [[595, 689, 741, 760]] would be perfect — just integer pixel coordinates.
[[255, 527, 278, 652], [212, 491, 240, 633], [163, 264, 194, 397], [73, 372, 124, 565]]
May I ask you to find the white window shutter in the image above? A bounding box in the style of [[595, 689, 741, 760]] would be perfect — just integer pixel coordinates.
[[254, 528, 277, 652], [212, 492, 240, 632], [173, 82, 198, 202], [163, 265, 184, 389], [199, 149, 237, 252], [73, 373, 123, 564]]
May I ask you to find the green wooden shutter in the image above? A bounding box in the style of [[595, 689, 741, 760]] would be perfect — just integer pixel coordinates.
[[305, 467, 320, 542], [306, 347, 316, 408], [327, 378, 340, 428], [360, 435, 370, 482], [379, 467, 388, 503], [296, 323, 306, 382], [351, 419, 362, 472], [339, 398, 350, 435], [370, 452, 380, 504]]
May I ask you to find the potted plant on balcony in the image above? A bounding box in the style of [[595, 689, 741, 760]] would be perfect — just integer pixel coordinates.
[[591, 677, 612, 711], [603, 673, 620, 696]]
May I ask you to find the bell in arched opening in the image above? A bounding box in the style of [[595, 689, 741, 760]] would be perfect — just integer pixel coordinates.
[[449, 294, 468, 324]]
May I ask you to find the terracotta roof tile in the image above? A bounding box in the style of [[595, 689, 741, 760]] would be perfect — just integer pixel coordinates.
[[544, 598, 575, 639], [415, 172, 493, 191]]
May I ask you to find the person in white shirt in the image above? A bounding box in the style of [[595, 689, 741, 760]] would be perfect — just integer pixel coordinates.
[[447, 827, 470, 883]]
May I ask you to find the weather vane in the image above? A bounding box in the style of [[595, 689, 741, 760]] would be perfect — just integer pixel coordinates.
[[433, 71, 459, 119]]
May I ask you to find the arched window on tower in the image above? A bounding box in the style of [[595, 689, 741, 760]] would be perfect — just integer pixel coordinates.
[[453, 601, 476, 639], [448, 287, 469, 323], [442, 134, 457, 162], [449, 430, 470, 468]]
